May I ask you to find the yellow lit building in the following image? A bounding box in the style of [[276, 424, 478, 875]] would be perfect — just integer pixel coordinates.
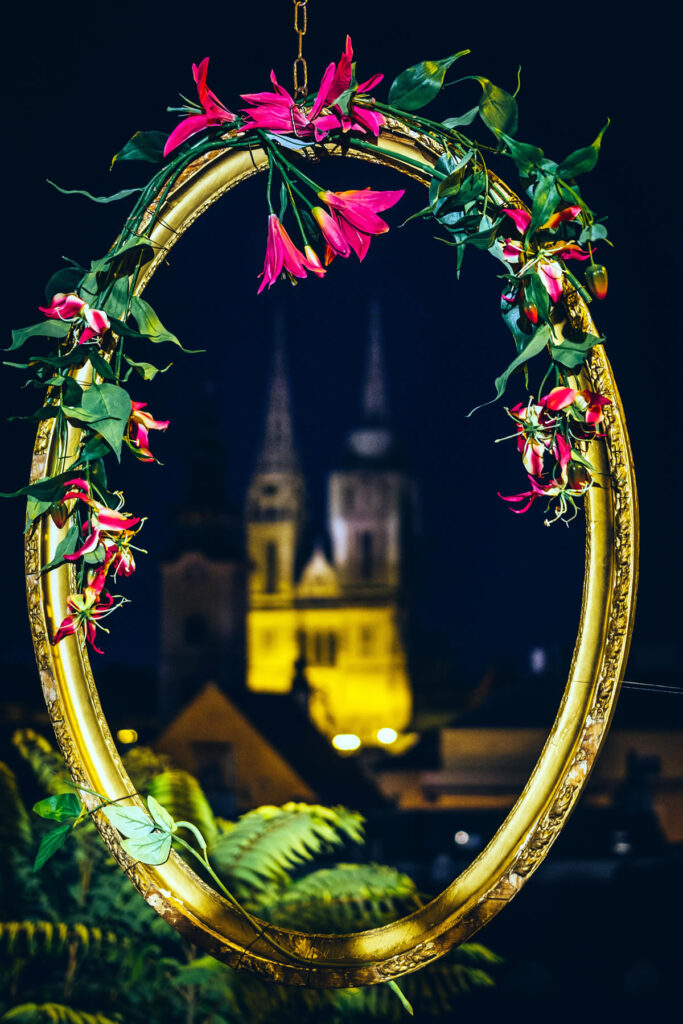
[[246, 310, 417, 746]]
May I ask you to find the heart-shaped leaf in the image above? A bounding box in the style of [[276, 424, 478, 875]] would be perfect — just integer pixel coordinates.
[[550, 331, 603, 370], [102, 803, 157, 838], [33, 792, 82, 822], [121, 831, 173, 866]]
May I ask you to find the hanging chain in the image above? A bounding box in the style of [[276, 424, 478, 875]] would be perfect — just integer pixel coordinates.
[[293, 0, 308, 100]]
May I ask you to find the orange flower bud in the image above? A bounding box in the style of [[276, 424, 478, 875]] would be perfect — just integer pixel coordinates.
[[585, 264, 608, 300]]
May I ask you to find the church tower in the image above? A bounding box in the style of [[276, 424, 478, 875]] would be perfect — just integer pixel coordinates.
[[328, 302, 416, 594], [246, 321, 305, 692]]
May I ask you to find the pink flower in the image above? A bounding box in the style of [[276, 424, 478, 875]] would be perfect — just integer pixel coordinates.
[[502, 205, 582, 235], [257, 215, 325, 293], [240, 37, 383, 141], [164, 58, 236, 156], [499, 459, 592, 525], [537, 259, 564, 302], [313, 188, 404, 264], [59, 479, 141, 561], [53, 581, 116, 654], [39, 292, 110, 345], [127, 402, 169, 462]]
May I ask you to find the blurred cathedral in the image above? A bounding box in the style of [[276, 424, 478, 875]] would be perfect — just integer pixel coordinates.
[[160, 305, 418, 749]]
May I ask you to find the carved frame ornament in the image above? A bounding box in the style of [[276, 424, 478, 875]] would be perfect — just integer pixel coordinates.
[[25, 122, 638, 986]]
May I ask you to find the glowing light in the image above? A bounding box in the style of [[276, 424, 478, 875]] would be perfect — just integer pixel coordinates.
[[377, 727, 398, 745], [117, 729, 138, 744], [332, 733, 361, 752], [454, 830, 470, 846]]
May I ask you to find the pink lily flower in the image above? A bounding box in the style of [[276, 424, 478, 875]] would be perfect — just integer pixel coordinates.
[[127, 401, 170, 462], [240, 37, 383, 141], [499, 458, 592, 525], [537, 259, 564, 302], [164, 58, 236, 156], [502, 205, 582, 235], [314, 188, 404, 264], [257, 214, 325, 293], [53, 582, 116, 654], [59, 478, 141, 561], [39, 292, 110, 345]]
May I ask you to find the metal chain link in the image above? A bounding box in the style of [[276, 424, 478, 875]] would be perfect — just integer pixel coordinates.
[[293, 0, 308, 99]]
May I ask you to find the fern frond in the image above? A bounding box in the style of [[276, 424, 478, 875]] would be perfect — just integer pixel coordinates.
[[148, 769, 218, 844], [11, 730, 70, 795], [262, 863, 421, 932], [209, 803, 364, 896], [122, 746, 173, 794], [0, 762, 32, 848], [0, 920, 119, 958], [1, 1005, 119, 1024]]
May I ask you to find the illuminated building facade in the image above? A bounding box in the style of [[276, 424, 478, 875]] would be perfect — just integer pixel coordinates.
[[246, 309, 417, 746]]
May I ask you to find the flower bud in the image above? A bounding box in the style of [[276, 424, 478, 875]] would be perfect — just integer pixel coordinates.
[[585, 264, 608, 300], [50, 503, 69, 529]]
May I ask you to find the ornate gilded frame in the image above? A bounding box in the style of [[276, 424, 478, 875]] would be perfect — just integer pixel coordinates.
[[25, 119, 638, 987]]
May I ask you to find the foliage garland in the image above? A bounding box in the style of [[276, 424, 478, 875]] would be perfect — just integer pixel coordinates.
[[4, 39, 611, 654]]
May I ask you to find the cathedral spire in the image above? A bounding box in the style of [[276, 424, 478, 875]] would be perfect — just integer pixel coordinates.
[[347, 302, 395, 461], [361, 300, 389, 424], [257, 311, 299, 473]]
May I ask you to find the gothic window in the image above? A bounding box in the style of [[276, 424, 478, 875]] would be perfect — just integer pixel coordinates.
[[360, 530, 373, 580], [184, 614, 207, 644], [265, 541, 278, 593]]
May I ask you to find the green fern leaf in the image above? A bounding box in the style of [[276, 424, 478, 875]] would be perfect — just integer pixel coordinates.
[[0, 762, 32, 848], [1, 1004, 119, 1024], [11, 730, 70, 795], [262, 863, 420, 932], [209, 803, 364, 896]]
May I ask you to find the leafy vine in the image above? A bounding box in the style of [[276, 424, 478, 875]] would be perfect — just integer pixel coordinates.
[[4, 38, 611, 653]]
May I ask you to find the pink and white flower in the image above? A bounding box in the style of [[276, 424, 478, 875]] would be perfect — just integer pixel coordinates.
[[127, 402, 169, 462], [257, 215, 325, 292], [39, 293, 110, 345]]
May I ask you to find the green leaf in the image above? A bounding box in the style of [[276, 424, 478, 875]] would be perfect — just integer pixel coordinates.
[[121, 831, 173, 866], [388, 980, 414, 1016], [62, 383, 131, 459], [442, 106, 479, 128], [497, 131, 557, 176], [92, 239, 155, 290], [47, 179, 144, 204], [278, 181, 288, 222], [33, 821, 73, 871], [550, 331, 603, 370], [467, 323, 551, 416], [8, 319, 71, 353], [579, 222, 608, 244], [112, 130, 168, 165], [45, 261, 85, 302], [1, 471, 73, 504], [526, 174, 559, 236], [147, 795, 175, 832], [122, 355, 172, 381], [557, 121, 609, 178], [523, 269, 551, 322], [474, 77, 518, 137], [41, 518, 80, 574], [88, 350, 117, 382], [388, 50, 470, 111], [33, 792, 81, 822], [129, 296, 201, 351], [101, 803, 156, 838], [101, 277, 131, 319], [74, 436, 112, 466]]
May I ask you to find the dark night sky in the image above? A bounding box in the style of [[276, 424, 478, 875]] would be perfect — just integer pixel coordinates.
[[0, 3, 679, 689]]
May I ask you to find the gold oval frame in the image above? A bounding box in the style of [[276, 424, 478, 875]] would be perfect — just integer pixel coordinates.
[[25, 120, 638, 987]]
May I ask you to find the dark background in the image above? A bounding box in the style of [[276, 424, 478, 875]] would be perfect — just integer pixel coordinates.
[[1, 0, 681, 1016]]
